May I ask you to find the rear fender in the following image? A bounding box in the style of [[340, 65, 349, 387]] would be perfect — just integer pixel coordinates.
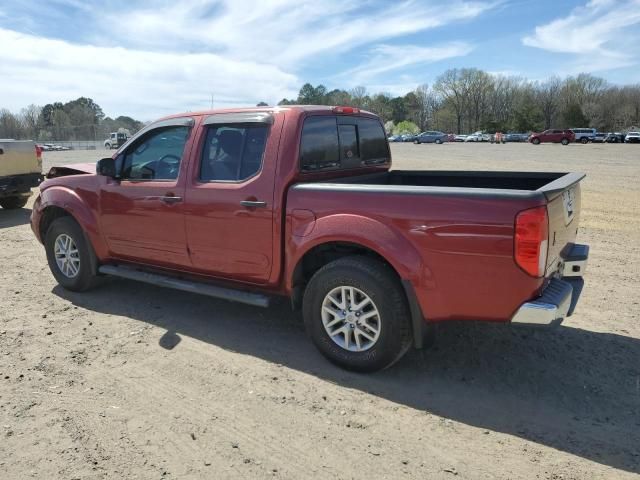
[[288, 213, 425, 290]]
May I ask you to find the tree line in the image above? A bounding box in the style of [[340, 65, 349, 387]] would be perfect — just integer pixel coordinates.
[[0, 97, 144, 141], [278, 70, 640, 135], [3, 69, 639, 140]]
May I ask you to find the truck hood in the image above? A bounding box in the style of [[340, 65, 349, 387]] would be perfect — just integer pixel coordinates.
[[46, 162, 96, 178]]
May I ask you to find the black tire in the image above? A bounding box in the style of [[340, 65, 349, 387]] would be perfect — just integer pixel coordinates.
[[45, 217, 98, 292], [532, 138, 540, 145], [0, 195, 29, 209], [302, 256, 412, 372], [435, 138, 442, 144], [561, 138, 570, 145], [580, 137, 588, 144], [105, 143, 111, 150]]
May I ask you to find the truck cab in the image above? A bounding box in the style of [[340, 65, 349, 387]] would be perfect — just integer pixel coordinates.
[[104, 132, 128, 150]]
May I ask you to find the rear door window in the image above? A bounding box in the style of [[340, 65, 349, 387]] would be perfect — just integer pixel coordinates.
[[200, 125, 268, 182]]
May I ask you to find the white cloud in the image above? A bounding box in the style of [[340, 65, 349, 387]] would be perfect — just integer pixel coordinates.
[[0, 0, 497, 118], [0, 28, 298, 119], [522, 0, 640, 72], [104, 0, 495, 68], [336, 42, 474, 85]]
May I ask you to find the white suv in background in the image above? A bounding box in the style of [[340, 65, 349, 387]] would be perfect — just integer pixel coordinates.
[[625, 131, 640, 143], [571, 128, 596, 144]]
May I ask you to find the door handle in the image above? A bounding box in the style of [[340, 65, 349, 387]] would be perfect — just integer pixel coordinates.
[[240, 200, 267, 208], [160, 195, 183, 204]]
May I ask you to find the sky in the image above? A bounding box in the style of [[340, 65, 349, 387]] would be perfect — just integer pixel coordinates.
[[1, 0, 639, 120]]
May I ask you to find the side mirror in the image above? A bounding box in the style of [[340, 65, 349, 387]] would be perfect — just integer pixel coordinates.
[[96, 157, 116, 177]]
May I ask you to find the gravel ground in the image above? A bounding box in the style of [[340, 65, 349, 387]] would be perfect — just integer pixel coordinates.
[[1, 142, 639, 479]]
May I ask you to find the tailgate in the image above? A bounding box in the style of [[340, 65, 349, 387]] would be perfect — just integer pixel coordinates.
[[544, 182, 581, 276], [0, 141, 40, 177]]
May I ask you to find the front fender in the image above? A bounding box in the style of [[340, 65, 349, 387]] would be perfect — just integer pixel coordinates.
[[39, 184, 108, 260], [286, 213, 425, 292]]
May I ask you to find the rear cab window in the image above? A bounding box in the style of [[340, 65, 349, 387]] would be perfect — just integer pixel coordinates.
[[300, 115, 389, 173]]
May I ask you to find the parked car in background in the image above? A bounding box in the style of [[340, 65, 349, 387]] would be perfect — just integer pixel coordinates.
[[31, 105, 590, 372], [401, 134, 418, 142], [464, 131, 490, 142], [604, 132, 625, 143], [571, 128, 596, 144], [388, 135, 401, 142], [453, 134, 467, 142], [529, 129, 575, 145], [625, 131, 640, 143], [504, 133, 530, 142], [592, 132, 607, 143], [414, 131, 447, 144], [0, 139, 43, 209]]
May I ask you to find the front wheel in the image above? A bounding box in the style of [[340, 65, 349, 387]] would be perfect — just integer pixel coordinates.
[[435, 139, 442, 144], [45, 217, 98, 291], [580, 137, 588, 144], [303, 256, 412, 372], [532, 138, 541, 145], [0, 195, 29, 209], [561, 138, 570, 145]]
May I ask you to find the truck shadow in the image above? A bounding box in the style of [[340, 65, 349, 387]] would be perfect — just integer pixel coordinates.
[[54, 280, 640, 474], [0, 207, 31, 229]]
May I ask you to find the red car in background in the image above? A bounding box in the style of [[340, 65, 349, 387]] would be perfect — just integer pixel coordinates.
[[529, 129, 575, 145]]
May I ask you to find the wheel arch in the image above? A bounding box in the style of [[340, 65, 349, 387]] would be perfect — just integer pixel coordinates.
[[38, 186, 107, 261], [288, 226, 427, 348]]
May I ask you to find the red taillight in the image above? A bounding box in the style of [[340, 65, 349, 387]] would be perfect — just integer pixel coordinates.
[[514, 206, 549, 277], [332, 106, 359, 114]]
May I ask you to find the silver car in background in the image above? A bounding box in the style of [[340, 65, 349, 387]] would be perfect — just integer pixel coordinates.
[[414, 131, 448, 144]]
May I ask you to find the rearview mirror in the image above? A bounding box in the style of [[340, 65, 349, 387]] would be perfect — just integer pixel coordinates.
[[96, 157, 116, 177]]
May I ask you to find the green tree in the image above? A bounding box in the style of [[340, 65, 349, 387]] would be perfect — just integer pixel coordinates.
[[562, 103, 588, 127], [393, 120, 419, 135]]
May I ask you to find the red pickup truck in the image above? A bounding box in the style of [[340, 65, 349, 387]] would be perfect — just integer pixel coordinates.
[[31, 106, 589, 372]]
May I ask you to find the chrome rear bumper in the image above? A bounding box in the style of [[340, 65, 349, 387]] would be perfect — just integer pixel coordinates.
[[511, 279, 573, 325], [511, 243, 588, 326]]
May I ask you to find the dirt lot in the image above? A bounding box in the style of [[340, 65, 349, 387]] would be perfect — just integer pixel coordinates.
[[1, 143, 639, 479]]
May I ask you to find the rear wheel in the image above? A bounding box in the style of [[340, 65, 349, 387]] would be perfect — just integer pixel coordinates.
[[45, 217, 98, 291], [532, 138, 540, 145], [303, 256, 412, 372], [0, 195, 29, 209], [561, 138, 570, 145], [435, 138, 442, 144]]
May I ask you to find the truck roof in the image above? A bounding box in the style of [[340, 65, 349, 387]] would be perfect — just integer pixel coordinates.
[[155, 105, 378, 122]]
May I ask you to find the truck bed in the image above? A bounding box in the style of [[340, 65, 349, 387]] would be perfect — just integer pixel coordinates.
[[295, 170, 584, 201], [289, 169, 584, 322]]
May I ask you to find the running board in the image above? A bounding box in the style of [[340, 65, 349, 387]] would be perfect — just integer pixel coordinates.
[[98, 265, 270, 308]]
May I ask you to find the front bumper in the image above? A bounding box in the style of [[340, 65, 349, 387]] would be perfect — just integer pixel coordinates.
[[511, 244, 589, 326]]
